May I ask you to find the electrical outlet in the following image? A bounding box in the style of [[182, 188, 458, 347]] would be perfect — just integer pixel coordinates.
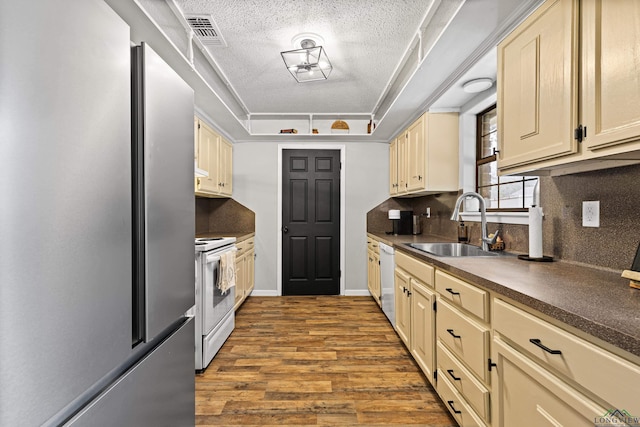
[[582, 201, 600, 227], [425, 207, 431, 218]]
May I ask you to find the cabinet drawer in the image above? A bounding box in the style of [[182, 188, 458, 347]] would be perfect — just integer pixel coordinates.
[[235, 238, 253, 256], [235, 240, 248, 255], [493, 298, 640, 414], [492, 336, 605, 427], [437, 372, 487, 427], [435, 270, 487, 321], [366, 237, 379, 254], [437, 298, 490, 383], [437, 341, 490, 422], [396, 251, 434, 287]]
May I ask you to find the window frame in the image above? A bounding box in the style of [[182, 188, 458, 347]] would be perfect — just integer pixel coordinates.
[[475, 104, 537, 212]]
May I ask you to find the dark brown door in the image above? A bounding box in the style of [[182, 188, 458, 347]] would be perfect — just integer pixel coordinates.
[[282, 149, 341, 295]]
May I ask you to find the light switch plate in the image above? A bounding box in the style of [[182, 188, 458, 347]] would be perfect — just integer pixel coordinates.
[[582, 201, 600, 227]]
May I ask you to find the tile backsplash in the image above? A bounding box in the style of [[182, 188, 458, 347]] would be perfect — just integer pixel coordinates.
[[196, 197, 255, 235], [368, 163, 640, 271]]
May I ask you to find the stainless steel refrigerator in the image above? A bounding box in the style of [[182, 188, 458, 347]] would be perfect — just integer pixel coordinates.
[[0, 1, 196, 425]]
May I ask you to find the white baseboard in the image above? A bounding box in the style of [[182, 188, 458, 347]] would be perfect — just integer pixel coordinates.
[[344, 289, 372, 296], [248, 290, 279, 297], [248, 290, 372, 297]]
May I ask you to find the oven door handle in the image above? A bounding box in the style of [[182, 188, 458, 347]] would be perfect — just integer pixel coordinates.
[[205, 247, 237, 264], [205, 254, 221, 264]]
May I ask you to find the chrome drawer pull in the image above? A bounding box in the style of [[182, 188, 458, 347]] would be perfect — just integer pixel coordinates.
[[445, 288, 460, 295], [447, 400, 462, 414], [447, 369, 461, 381], [529, 338, 562, 355], [447, 329, 461, 339]]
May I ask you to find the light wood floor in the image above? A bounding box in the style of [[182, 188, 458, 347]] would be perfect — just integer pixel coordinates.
[[196, 296, 456, 426]]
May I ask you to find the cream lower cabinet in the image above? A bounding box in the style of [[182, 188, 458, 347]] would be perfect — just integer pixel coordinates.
[[435, 271, 491, 425], [233, 237, 254, 311], [394, 251, 436, 384], [195, 118, 233, 198], [366, 237, 381, 306], [491, 337, 604, 427], [411, 279, 436, 384], [390, 250, 640, 427], [492, 298, 640, 420]]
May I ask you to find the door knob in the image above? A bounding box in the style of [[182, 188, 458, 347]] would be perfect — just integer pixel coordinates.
[[282, 226, 289, 234]]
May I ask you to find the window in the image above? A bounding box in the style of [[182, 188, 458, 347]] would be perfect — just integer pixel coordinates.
[[476, 105, 537, 211]]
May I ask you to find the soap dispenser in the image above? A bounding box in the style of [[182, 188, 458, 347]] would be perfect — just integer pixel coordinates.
[[457, 221, 469, 243]]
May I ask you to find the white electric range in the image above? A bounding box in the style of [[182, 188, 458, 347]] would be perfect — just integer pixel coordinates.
[[194, 237, 236, 371]]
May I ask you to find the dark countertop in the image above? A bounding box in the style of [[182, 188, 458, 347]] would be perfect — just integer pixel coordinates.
[[368, 232, 640, 361], [196, 232, 254, 243]]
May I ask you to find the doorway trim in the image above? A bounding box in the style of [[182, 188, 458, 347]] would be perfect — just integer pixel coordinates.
[[277, 144, 346, 296]]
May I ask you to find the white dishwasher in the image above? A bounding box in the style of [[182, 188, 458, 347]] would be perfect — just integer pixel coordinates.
[[378, 242, 395, 327]]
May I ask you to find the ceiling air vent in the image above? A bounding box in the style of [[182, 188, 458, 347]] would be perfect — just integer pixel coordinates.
[[185, 14, 227, 47]]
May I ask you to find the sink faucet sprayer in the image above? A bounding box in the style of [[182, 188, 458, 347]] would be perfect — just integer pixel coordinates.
[[450, 192, 499, 251]]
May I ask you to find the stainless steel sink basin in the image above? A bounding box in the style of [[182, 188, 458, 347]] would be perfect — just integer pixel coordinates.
[[408, 242, 498, 257]]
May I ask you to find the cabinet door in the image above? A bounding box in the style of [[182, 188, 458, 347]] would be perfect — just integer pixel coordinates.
[[389, 139, 398, 195], [245, 249, 254, 296], [373, 252, 380, 303], [497, 0, 579, 171], [492, 337, 605, 427], [367, 249, 376, 298], [219, 139, 233, 196], [196, 121, 219, 193], [394, 268, 411, 346], [582, 0, 640, 151], [411, 279, 436, 384], [397, 134, 408, 194], [407, 115, 425, 191], [234, 254, 245, 309]]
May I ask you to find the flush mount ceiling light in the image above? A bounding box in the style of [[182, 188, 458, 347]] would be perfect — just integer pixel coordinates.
[[281, 34, 332, 83], [462, 78, 493, 93]]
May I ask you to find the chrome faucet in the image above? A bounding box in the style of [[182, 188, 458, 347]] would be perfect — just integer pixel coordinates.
[[450, 191, 499, 251]]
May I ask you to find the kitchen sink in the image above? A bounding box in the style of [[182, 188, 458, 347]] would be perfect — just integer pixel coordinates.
[[408, 242, 498, 257]]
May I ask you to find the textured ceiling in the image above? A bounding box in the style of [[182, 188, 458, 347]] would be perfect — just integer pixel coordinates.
[[172, 0, 433, 114]]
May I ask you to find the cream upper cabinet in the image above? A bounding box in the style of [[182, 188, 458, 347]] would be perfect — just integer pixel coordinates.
[[581, 0, 640, 152], [406, 115, 425, 191], [389, 139, 399, 195], [497, 0, 579, 172], [218, 138, 233, 196], [389, 113, 458, 196], [195, 118, 233, 198], [195, 118, 219, 194], [397, 133, 408, 195], [498, 0, 640, 175]]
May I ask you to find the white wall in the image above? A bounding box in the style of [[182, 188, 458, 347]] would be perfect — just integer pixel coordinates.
[[233, 141, 389, 295]]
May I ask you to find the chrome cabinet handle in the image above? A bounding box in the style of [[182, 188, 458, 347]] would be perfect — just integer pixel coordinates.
[[529, 338, 562, 354]]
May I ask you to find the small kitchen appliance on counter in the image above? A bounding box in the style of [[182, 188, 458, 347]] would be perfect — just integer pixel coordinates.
[[388, 210, 414, 235]]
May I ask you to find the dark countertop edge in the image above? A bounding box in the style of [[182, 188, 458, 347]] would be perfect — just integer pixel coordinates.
[[196, 232, 255, 243], [368, 232, 640, 361]]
